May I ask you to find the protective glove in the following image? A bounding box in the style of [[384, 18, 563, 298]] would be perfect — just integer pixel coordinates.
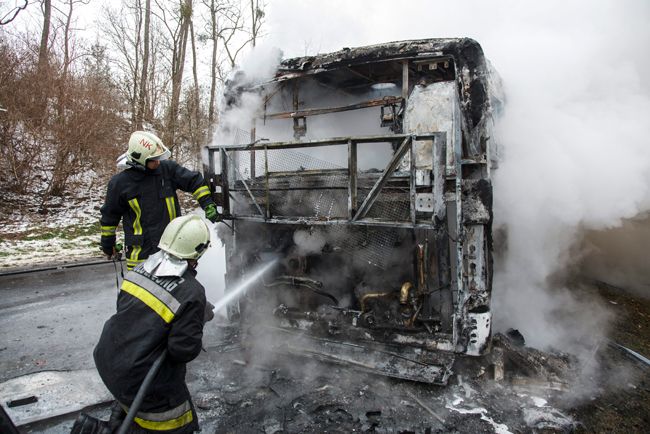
[[204, 203, 221, 223], [203, 301, 215, 324], [113, 243, 123, 260], [101, 243, 123, 260], [101, 245, 115, 259]]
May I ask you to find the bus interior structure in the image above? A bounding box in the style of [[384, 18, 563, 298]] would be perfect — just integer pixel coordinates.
[[205, 38, 499, 385]]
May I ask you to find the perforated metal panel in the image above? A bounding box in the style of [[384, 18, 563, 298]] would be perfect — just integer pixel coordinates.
[[225, 145, 413, 269]]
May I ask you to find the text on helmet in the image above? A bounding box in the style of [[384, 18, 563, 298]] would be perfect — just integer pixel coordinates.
[[140, 138, 154, 150]]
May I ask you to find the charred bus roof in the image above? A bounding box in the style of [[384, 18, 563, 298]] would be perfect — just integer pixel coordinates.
[[231, 38, 492, 135]]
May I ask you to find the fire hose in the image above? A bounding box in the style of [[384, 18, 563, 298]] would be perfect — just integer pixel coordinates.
[[110, 245, 124, 291], [115, 350, 167, 434]]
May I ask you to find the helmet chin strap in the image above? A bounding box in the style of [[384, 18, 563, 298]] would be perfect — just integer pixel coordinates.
[[126, 160, 146, 172]]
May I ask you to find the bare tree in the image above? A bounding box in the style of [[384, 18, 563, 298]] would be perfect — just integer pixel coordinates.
[[202, 0, 223, 133], [250, 0, 264, 47], [102, 1, 147, 127], [189, 18, 203, 166], [38, 0, 52, 74], [47, 0, 92, 197], [199, 0, 264, 136], [136, 0, 151, 129], [0, 40, 41, 194], [53, 0, 89, 113], [218, 3, 245, 68], [0, 13, 126, 201], [0, 0, 28, 25], [200, 0, 238, 127], [155, 0, 192, 150]]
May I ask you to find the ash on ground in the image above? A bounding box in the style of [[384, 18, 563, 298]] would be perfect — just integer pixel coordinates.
[[185, 321, 647, 433], [23, 282, 649, 434]]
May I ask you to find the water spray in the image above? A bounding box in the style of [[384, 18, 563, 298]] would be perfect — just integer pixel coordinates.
[[212, 259, 278, 314]]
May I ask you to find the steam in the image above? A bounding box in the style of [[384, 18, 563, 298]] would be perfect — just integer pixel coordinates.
[[266, 1, 650, 353], [293, 229, 326, 255], [489, 4, 650, 351], [195, 223, 227, 312], [211, 259, 278, 314], [211, 1, 650, 357]]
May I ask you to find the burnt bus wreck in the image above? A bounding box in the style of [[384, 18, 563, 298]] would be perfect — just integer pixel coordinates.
[[206, 38, 498, 385]]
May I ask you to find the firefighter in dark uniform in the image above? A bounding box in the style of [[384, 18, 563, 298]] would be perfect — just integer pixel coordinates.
[[100, 130, 220, 269], [79, 214, 214, 434]]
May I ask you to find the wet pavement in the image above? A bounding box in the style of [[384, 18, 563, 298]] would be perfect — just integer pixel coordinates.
[[1, 264, 646, 433]]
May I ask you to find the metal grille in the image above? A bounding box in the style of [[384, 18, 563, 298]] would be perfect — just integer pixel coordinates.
[[227, 146, 413, 269]]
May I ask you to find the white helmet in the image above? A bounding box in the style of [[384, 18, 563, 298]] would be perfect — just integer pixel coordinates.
[[158, 215, 211, 260], [127, 131, 171, 167]]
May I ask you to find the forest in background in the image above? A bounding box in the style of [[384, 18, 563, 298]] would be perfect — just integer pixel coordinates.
[[0, 0, 264, 210]]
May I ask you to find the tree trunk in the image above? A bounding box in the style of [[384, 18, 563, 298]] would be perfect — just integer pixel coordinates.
[[165, 0, 192, 151], [190, 18, 201, 167], [136, 0, 151, 129], [250, 0, 256, 47], [131, 0, 143, 127], [207, 0, 218, 139], [38, 0, 51, 74]]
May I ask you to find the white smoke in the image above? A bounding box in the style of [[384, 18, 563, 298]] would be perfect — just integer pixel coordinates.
[[262, 0, 650, 353], [487, 3, 650, 349], [210, 1, 650, 352]]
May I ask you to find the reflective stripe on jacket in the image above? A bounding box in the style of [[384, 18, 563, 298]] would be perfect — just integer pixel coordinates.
[[94, 265, 206, 433], [119, 398, 196, 432], [100, 160, 214, 268]]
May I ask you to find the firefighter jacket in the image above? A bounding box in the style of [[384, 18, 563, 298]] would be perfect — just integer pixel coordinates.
[[100, 160, 214, 269], [94, 265, 206, 433]]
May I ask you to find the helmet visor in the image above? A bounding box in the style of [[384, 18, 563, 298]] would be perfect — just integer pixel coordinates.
[[148, 143, 171, 161]]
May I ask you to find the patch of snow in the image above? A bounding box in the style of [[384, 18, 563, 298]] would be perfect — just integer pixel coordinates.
[[522, 407, 575, 431], [446, 401, 513, 434], [531, 396, 547, 407]]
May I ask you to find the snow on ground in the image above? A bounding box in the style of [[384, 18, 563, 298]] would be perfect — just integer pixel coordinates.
[[0, 235, 100, 269], [0, 179, 200, 270], [0, 183, 212, 270], [0, 184, 105, 269]]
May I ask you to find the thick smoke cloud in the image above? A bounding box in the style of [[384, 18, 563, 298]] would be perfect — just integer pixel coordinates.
[[485, 3, 650, 349], [208, 1, 650, 353], [270, 1, 650, 351]]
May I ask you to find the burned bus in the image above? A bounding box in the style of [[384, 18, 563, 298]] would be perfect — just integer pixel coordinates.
[[205, 38, 500, 384]]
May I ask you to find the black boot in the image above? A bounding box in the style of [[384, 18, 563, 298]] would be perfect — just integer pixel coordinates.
[[70, 413, 109, 434], [106, 402, 127, 432]]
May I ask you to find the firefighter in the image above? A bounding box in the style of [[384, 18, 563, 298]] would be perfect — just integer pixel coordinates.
[[100, 131, 220, 269], [81, 214, 214, 434]]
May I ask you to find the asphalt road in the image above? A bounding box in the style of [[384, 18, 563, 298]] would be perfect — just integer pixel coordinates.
[[2, 263, 643, 433], [0, 262, 225, 433], [0, 263, 118, 383]]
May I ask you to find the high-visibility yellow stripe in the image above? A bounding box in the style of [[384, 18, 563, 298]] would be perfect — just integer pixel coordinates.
[[165, 197, 176, 221], [130, 245, 142, 261], [101, 225, 117, 237], [121, 280, 175, 323], [126, 200, 142, 271], [128, 199, 143, 235], [126, 260, 143, 270], [126, 272, 181, 312], [192, 185, 210, 200], [127, 246, 142, 270], [134, 410, 193, 431]]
